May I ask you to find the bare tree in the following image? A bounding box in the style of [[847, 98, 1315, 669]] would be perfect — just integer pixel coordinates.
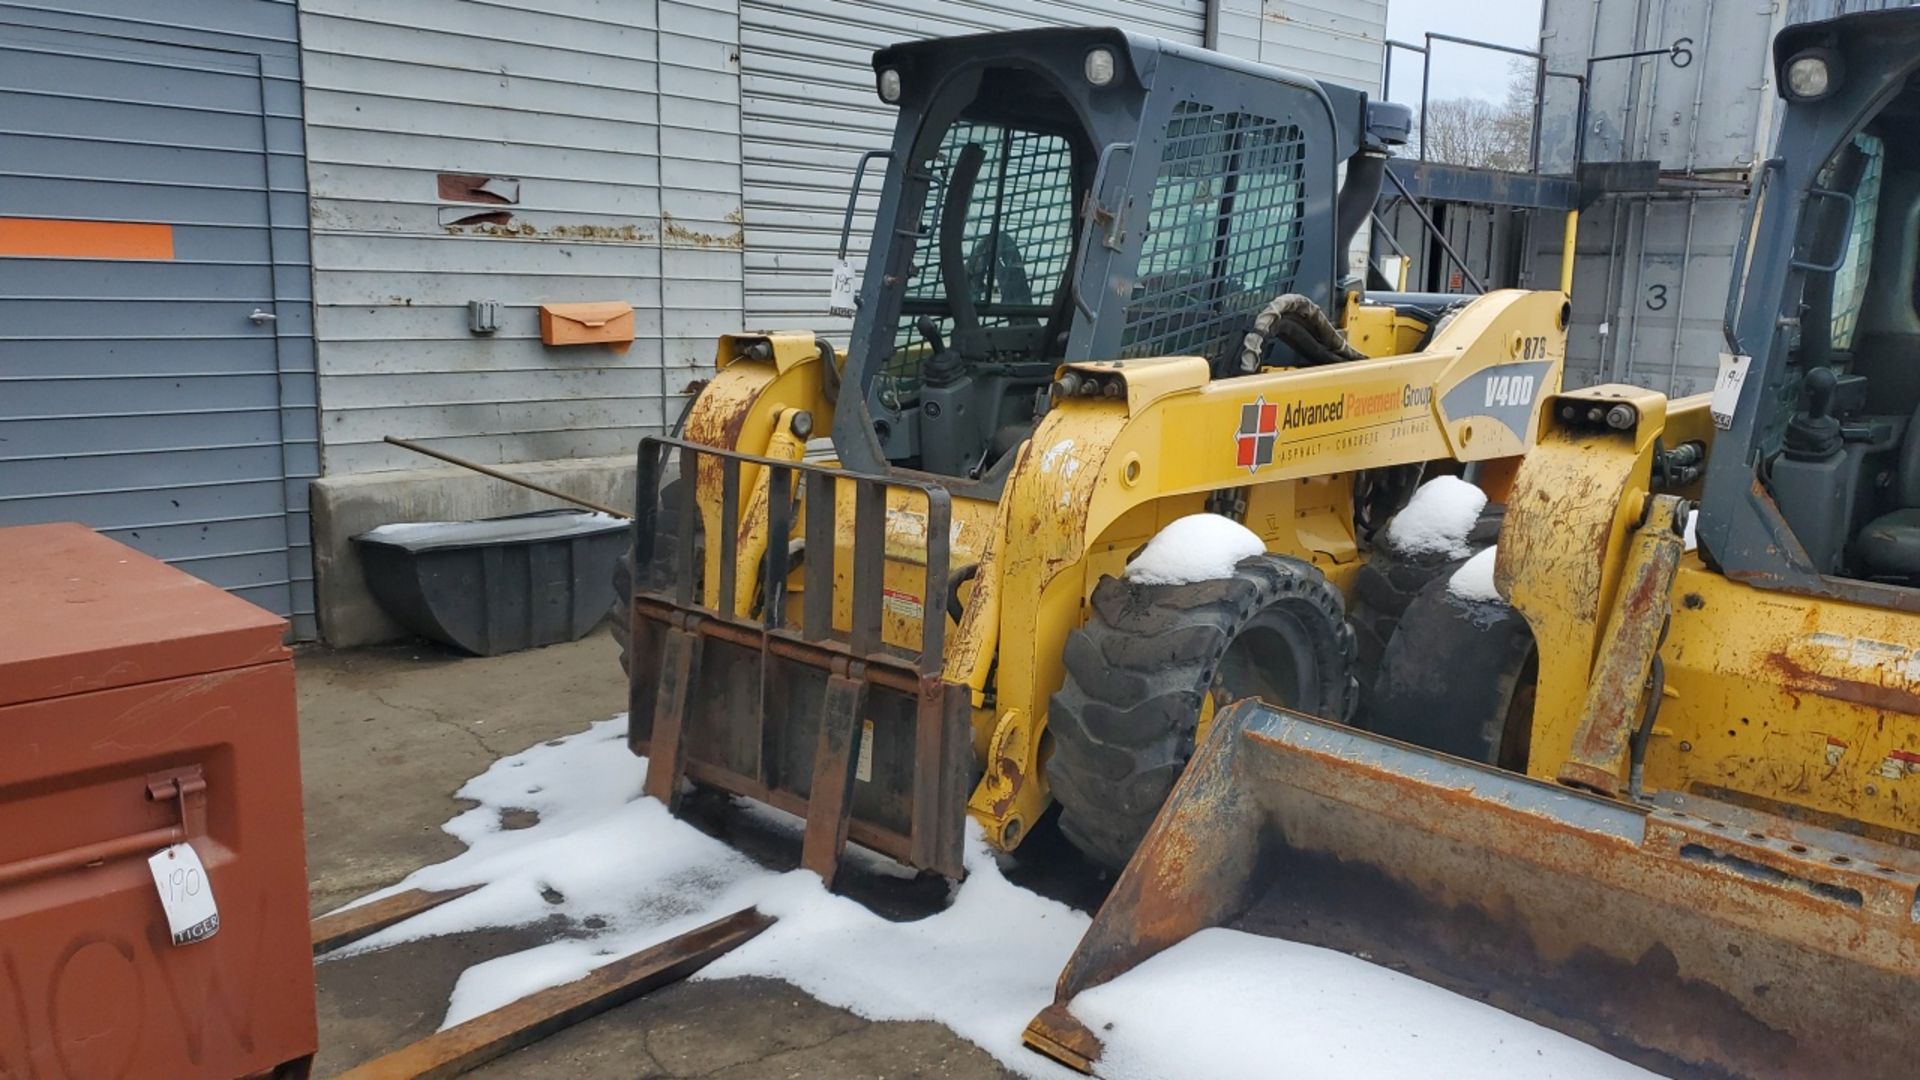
[[1408, 61, 1537, 171]]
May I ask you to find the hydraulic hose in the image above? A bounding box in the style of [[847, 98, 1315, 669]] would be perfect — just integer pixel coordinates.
[[1626, 617, 1673, 799], [1236, 294, 1367, 374]]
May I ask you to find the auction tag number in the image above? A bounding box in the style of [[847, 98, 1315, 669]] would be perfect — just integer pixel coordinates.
[[828, 258, 857, 318], [148, 843, 220, 946], [1710, 352, 1750, 430], [856, 719, 875, 784]]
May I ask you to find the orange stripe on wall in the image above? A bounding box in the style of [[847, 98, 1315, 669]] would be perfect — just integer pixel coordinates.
[[0, 217, 174, 260]]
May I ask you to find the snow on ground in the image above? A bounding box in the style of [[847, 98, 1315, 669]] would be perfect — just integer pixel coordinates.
[[1449, 545, 1501, 602], [325, 714, 1654, 1079], [327, 716, 771, 1021], [322, 715, 1084, 1076], [695, 829, 1086, 1075], [1124, 513, 1266, 585], [1075, 929, 1657, 1080], [1383, 476, 1488, 558]]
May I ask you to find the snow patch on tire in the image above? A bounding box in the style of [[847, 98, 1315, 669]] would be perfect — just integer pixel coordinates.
[[1449, 546, 1501, 602], [1382, 476, 1489, 559], [1124, 514, 1266, 585]]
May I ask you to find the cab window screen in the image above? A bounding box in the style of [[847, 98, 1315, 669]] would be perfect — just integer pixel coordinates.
[[1123, 101, 1307, 363], [886, 122, 1076, 394], [1828, 133, 1883, 353]]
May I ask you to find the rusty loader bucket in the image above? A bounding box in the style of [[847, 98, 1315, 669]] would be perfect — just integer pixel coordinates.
[[627, 436, 973, 884], [1025, 701, 1920, 1079]]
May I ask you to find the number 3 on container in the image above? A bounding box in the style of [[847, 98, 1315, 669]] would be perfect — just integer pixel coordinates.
[[147, 842, 221, 945]]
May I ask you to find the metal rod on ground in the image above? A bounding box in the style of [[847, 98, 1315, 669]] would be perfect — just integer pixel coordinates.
[[383, 435, 632, 519]]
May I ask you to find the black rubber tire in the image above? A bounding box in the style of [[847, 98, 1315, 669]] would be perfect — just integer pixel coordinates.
[[1348, 502, 1504, 725], [1366, 573, 1537, 769], [1046, 554, 1359, 870], [612, 479, 696, 677]]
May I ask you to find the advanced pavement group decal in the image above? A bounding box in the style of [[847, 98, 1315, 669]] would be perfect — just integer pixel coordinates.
[[1236, 385, 1436, 473], [1236, 398, 1280, 471]]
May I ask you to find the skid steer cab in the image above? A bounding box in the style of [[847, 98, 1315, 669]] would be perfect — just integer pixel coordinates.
[[619, 27, 1570, 884]]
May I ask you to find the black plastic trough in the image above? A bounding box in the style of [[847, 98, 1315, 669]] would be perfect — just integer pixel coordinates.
[[355, 508, 628, 656]]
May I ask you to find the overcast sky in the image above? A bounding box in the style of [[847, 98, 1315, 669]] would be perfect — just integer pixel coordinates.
[[1384, 0, 1546, 104]]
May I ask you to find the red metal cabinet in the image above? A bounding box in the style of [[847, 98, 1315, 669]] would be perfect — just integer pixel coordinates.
[[0, 524, 316, 1078]]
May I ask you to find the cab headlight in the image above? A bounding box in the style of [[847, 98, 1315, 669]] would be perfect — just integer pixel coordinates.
[[1784, 51, 1835, 100], [1084, 48, 1117, 87]]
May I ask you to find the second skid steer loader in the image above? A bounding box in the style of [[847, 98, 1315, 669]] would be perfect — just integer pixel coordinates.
[[1026, 10, 1920, 1079]]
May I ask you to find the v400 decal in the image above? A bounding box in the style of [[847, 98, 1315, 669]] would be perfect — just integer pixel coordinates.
[[1440, 362, 1556, 442], [1484, 373, 1538, 409]]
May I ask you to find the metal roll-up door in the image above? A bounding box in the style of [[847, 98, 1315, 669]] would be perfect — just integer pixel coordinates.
[[0, 15, 317, 636], [740, 0, 1207, 334]]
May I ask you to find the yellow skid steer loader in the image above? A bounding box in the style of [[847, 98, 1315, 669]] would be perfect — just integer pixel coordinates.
[[617, 28, 1570, 883], [1026, 10, 1920, 1078]]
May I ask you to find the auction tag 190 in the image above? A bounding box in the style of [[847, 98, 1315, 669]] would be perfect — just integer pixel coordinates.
[[147, 843, 220, 946]]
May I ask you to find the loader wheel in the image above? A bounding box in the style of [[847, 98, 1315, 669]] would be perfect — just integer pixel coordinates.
[[1366, 574, 1536, 770], [1046, 555, 1358, 870], [612, 479, 700, 677], [1348, 502, 1504, 725]]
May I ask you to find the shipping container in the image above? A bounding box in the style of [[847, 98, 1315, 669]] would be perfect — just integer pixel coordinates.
[[1531, 0, 1914, 393]]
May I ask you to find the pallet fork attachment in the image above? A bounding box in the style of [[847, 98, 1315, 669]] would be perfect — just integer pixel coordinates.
[[629, 436, 973, 888]]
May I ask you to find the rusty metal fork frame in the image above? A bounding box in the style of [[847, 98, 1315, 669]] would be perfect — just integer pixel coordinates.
[[630, 436, 971, 885]]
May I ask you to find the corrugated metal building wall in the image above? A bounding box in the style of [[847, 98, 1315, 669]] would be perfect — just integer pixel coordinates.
[[0, 0, 319, 638], [1208, 0, 1387, 90], [739, 0, 1388, 336], [297, 0, 737, 475], [297, 0, 1343, 460], [739, 0, 1211, 337], [291, 0, 1389, 643], [293, 0, 1373, 469], [1, 0, 1387, 642]]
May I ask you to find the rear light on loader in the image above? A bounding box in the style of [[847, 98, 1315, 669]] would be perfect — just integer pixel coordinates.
[[878, 68, 903, 103]]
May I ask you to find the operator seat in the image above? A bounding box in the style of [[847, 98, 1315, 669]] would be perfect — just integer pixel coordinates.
[[1856, 400, 1920, 576]]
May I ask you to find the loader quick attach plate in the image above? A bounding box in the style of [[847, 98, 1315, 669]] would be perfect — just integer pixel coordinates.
[[627, 436, 973, 884]]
